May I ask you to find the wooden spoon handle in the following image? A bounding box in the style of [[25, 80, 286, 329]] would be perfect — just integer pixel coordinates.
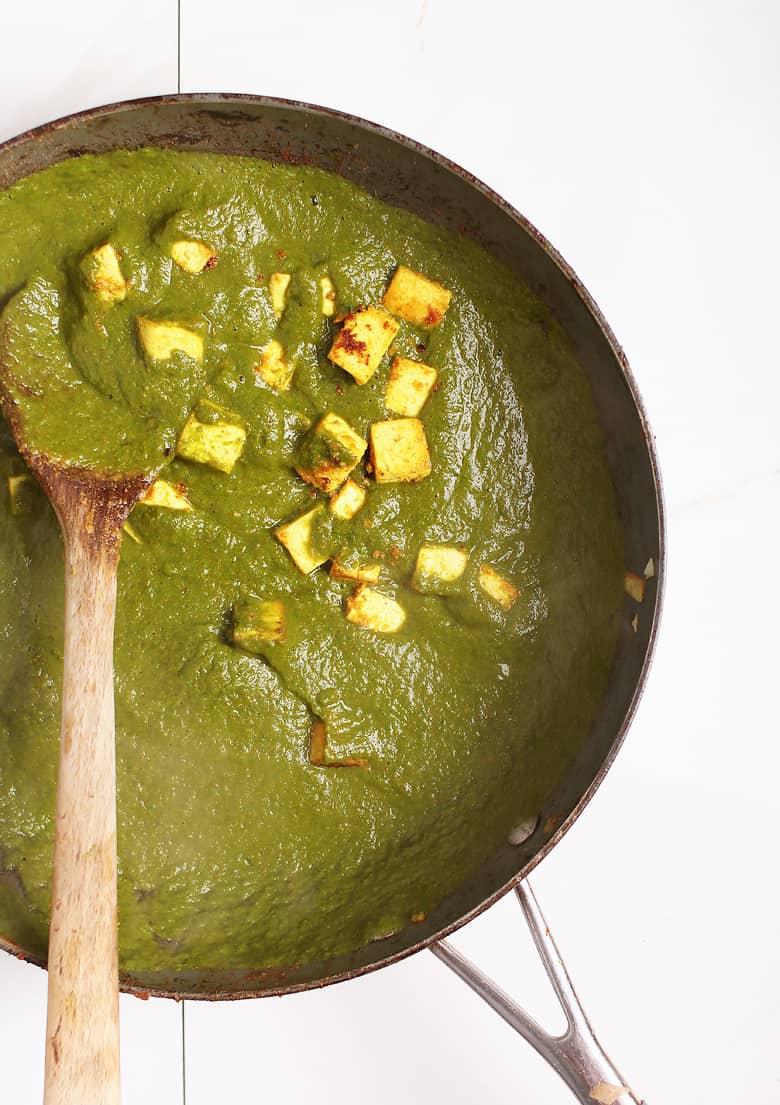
[[44, 524, 121, 1105]]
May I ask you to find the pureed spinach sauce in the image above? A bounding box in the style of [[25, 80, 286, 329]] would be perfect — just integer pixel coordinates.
[[0, 150, 623, 970]]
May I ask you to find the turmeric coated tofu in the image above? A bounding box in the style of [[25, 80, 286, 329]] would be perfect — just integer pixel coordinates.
[[385, 357, 438, 417], [329, 478, 366, 520], [319, 274, 336, 316], [170, 239, 218, 274], [136, 317, 204, 364], [274, 505, 329, 575], [84, 243, 128, 304], [255, 339, 294, 391], [478, 563, 519, 611], [269, 272, 291, 317], [328, 306, 399, 384], [231, 598, 286, 652], [176, 399, 246, 474], [412, 545, 468, 595], [294, 412, 367, 493], [382, 265, 452, 329], [344, 585, 406, 633], [369, 418, 431, 484], [330, 553, 381, 584], [138, 479, 193, 512]]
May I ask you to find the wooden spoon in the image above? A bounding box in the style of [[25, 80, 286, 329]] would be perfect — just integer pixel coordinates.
[[22, 451, 149, 1104], [0, 388, 151, 1102]]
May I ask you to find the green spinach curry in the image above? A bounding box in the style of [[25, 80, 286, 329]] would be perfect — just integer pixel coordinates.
[[0, 149, 624, 971]]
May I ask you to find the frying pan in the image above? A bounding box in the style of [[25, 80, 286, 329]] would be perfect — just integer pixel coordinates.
[[0, 94, 664, 1104]]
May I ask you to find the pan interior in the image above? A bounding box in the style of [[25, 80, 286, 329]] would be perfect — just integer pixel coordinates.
[[0, 98, 663, 997]]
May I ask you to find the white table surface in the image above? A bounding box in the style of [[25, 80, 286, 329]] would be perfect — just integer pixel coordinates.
[[1, 2, 778, 1102]]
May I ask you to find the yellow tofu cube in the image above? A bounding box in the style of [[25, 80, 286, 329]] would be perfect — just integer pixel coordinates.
[[138, 479, 193, 511], [269, 272, 291, 317], [136, 318, 204, 363], [170, 239, 218, 274], [625, 571, 646, 603], [274, 505, 329, 575], [294, 412, 367, 493], [319, 274, 336, 316], [369, 418, 431, 484], [232, 598, 286, 651], [85, 243, 128, 304], [478, 564, 519, 611], [385, 357, 438, 417], [329, 478, 366, 520], [176, 399, 246, 474], [328, 306, 399, 385], [330, 555, 381, 584], [7, 473, 36, 516], [382, 265, 452, 328], [412, 545, 468, 594], [255, 339, 294, 391], [344, 585, 406, 633]]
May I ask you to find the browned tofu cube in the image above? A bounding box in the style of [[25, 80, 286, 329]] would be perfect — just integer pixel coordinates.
[[85, 243, 128, 303], [329, 479, 366, 520], [274, 505, 328, 575], [170, 239, 218, 274], [344, 585, 406, 633], [478, 564, 519, 611], [330, 553, 381, 584], [328, 306, 399, 384], [385, 357, 438, 417], [138, 479, 193, 511], [369, 418, 431, 484], [294, 413, 367, 493], [255, 339, 294, 391], [382, 265, 452, 328]]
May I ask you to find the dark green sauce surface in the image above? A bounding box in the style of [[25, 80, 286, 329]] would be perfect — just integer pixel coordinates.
[[0, 150, 623, 970]]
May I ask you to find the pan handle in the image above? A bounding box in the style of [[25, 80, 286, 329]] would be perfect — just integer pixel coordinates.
[[430, 880, 646, 1105]]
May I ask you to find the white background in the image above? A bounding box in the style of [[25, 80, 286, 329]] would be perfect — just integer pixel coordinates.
[[1, 2, 779, 1102]]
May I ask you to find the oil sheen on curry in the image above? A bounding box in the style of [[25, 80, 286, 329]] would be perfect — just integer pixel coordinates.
[[0, 150, 624, 972]]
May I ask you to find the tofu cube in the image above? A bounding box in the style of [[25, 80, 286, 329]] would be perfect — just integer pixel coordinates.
[[294, 412, 367, 493], [7, 473, 36, 516], [319, 274, 336, 316], [625, 570, 646, 603], [232, 598, 286, 652], [369, 418, 431, 484], [269, 272, 291, 317], [176, 399, 246, 474], [138, 479, 193, 512], [255, 339, 294, 391], [85, 243, 128, 304], [412, 545, 468, 594], [385, 357, 438, 417], [274, 504, 329, 575], [329, 478, 366, 520], [478, 564, 519, 611], [137, 317, 204, 363], [382, 265, 452, 328], [330, 553, 381, 584], [344, 585, 406, 633], [170, 239, 218, 274], [328, 306, 399, 384]]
